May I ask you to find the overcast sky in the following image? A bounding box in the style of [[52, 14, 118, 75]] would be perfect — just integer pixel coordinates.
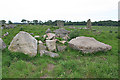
[[0, 0, 119, 22]]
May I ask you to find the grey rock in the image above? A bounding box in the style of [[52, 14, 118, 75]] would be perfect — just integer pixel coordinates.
[[45, 28, 51, 33], [68, 36, 112, 53], [87, 19, 92, 29], [4, 24, 15, 29], [38, 44, 46, 52], [58, 40, 66, 44], [53, 28, 70, 40], [57, 45, 66, 52], [46, 40, 56, 51], [1, 27, 3, 29], [0, 38, 6, 50], [40, 50, 59, 58], [8, 31, 37, 57], [77, 27, 82, 29], [53, 28, 70, 34], [34, 35, 40, 38], [69, 26, 76, 29], [46, 33, 55, 40], [38, 40, 43, 44], [82, 27, 88, 29]]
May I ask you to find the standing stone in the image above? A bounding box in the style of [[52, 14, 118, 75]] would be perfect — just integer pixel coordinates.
[[87, 19, 92, 29], [8, 31, 37, 57], [0, 38, 6, 50], [46, 40, 56, 51], [68, 36, 112, 53], [57, 20, 64, 27]]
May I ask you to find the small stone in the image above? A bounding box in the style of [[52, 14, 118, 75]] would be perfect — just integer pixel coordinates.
[[34, 35, 40, 38], [57, 45, 66, 52], [59, 40, 66, 44], [53, 28, 70, 40], [43, 35, 47, 39], [46, 40, 56, 51], [46, 33, 55, 40], [40, 50, 59, 58], [45, 28, 51, 33], [38, 44, 46, 54], [38, 40, 43, 44], [3, 32, 9, 37], [30, 33, 34, 35]]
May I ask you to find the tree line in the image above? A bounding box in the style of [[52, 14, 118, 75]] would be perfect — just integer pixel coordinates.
[[0, 19, 118, 26]]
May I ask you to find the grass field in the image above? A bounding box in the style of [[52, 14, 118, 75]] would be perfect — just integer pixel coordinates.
[[1, 25, 119, 78]]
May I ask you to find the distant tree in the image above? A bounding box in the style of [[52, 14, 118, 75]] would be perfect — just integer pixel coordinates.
[[46, 20, 53, 25], [21, 19, 26, 24], [33, 20, 38, 25], [0, 20, 6, 25], [26, 20, 30, 25], [8, 20, 13, 24], [39, 20, 43, 25]]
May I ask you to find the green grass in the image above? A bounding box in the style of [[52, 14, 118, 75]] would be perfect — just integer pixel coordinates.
[[2, 25, 119, 78]]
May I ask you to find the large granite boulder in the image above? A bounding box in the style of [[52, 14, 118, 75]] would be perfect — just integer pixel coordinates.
[[46, 40, 56, 51], [40, 50, 59, 58], [68, 36, 112, 53], [8, 31, 37, 57], [0, 38, 6, 50]]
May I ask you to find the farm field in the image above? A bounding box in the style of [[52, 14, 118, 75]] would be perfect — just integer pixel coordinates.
[[1, 25, 119, 78]]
